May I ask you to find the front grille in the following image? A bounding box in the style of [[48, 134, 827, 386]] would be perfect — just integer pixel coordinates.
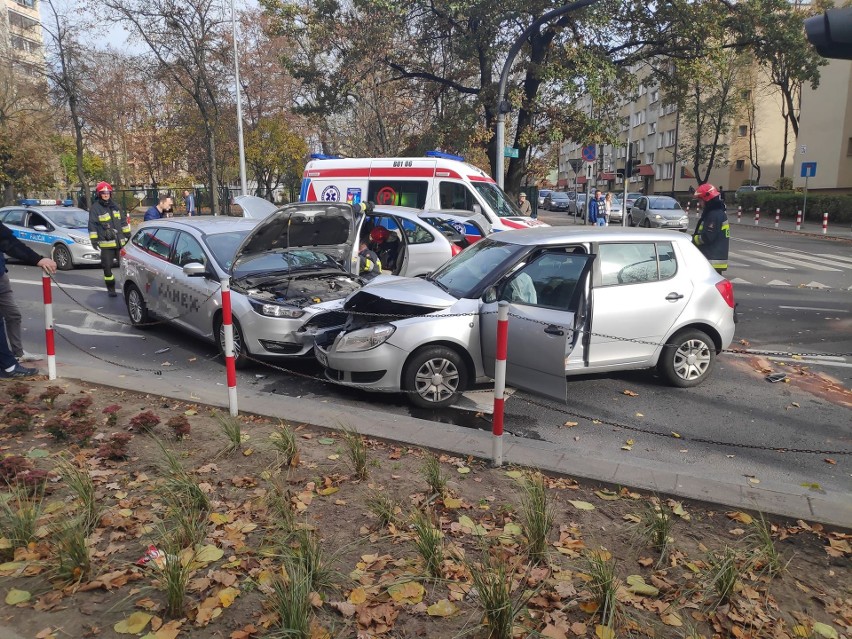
[[352, 370, 387, 384], [302, 311, 348, 330], [258, 340, 302, 354]]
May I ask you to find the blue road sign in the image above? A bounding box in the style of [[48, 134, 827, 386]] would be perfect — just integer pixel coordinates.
[[581, 145, 597, 162], [504, 147, 519, 158], [801, 161, 817, 178]]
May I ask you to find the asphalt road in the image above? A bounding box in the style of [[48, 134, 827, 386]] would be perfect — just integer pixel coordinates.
[[6, 218, 851, 496]]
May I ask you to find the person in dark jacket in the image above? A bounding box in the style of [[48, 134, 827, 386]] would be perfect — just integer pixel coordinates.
[[358, 241, 382, 279], [587, 190, 604, 225], [144, 195, 174, 221], [0, 222, 57, 377], [692, 183, 730, 274], [88, 181, 131, 297]]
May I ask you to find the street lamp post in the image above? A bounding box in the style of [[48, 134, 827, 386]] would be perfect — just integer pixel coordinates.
[[231, 0, 248, 197], [495, 0, 600, 190]]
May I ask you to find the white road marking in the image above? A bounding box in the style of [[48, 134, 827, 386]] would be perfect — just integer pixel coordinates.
[[55, 323, 145, 338], [778, 306, 849, 313], [777, 252, 852, 270], [728, 352, 852, 368], [728, 251, 793, 270], [730, 278, 751, 285], [766, 280, 791, 286], [804, 281, 831, 289], [10, 278, 101, 291], [740, 251, 841, 271], [818, 253, 852, 265]]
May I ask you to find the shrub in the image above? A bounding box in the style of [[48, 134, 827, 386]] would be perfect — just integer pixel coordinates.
[[45, 417, 96, 445], [38, 386, 65, 407], [3, 405, 40, 433], [102, 405, 121, 428], [96, 433, 133, 460], [737, 192, 852, 223], [68, 396, 94, 418], [7, 382, 30, 402], [0, 456, 32, 482], [166, 415, 191, 440], [129, 410, 161, 433]]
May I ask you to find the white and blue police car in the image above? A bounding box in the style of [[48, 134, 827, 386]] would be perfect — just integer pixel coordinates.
[[0, 199, 101, 270]]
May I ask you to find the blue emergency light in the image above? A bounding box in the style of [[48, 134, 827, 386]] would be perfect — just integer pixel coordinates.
[[426, 150, 465, 162], [310, 153, 343, 160], [19, 198, 74, 207]]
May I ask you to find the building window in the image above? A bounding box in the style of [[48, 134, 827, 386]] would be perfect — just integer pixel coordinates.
[[735, 159, 745, 171], [10, 35, 40, 55], [15, 0, 36, 8], [8, 10, 40, 31], [650, 89, 659, 104], [657, 162, 673, 180], [646, 152, 655, 164], [738, 125, 748, 137], [665, 130, 676, 147], [648, 122, 657, 135], [741, 90, 752, 101], [657, 134, 664, 149]]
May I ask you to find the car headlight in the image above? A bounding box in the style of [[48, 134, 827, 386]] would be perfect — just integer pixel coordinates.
[[71, 236, 91, 246], [249, 299, 305, 319], [653, 214, 662, 219], [335, 324, 396, 352]]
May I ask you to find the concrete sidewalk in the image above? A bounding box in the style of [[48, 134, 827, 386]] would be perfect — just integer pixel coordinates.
[[58, 363, 852, 529], [724, 207, 852, 241]]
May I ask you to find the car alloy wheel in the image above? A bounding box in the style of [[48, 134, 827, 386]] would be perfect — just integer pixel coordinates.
[[659, 329, 715, 388], [53, 244, 73, 271], [404, 346, 467, 408], [125, 284, 150, 328]]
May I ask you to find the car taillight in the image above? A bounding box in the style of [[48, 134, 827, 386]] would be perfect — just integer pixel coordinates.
[[450, 243, 463, 256], [715, 279, 735, 308], [120, 248, 127, 258]]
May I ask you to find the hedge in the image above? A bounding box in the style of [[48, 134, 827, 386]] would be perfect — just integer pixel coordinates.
[[735, 192, 852, 224]]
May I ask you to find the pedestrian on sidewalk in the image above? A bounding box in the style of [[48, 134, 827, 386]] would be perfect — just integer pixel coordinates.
[[603, 192, 613, 227], [518, 192, 532, 217], [88, 182, 131, 297], [692, 183, 730, 274], [143, 194, 174, 221], [183, 190, 196, 216], [588, 190, 605, 226], [0, 221, 57, 377]]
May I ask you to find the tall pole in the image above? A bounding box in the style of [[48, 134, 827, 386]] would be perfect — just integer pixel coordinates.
[[622, 100, 634, 227], [232, 0, 248, 197], [495, 0, 600, 189]]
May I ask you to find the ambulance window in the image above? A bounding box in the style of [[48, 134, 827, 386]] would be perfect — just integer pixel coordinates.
[[367, 181, 427, 208], [439, 182, 476, 211]]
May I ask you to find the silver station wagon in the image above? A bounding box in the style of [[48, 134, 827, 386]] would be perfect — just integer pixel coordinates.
[[316, 227, 737, 408]]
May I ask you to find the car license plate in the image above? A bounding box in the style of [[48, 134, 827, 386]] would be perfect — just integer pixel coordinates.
[[315, 348, 329, 368]]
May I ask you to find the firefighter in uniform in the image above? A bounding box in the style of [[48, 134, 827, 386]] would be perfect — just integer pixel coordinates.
[[692, 183, 730, 274], [88, 182, 131, 297]]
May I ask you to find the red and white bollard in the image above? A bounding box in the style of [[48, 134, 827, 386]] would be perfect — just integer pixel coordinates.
[[754, 207, 760, 225], [220, 278, 238, 416], [796, 210, 802, 231], [822, 211, 828, 235], [774, 208, 780, 228], [737, 206, 742, 223], [491, 301, 509, 467], [42, 272, 56, 380], [686, 202, 691, 216]]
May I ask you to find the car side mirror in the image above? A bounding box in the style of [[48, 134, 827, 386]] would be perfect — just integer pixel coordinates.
[[182, 262, 207, 277], [483, 286, 497, 303], [33, 225, 48, 232], [472, 203, 482, 215]]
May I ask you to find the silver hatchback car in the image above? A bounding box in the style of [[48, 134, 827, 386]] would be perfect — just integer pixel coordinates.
[[627, 196, 689, 230], [316, 227, 737, 408]]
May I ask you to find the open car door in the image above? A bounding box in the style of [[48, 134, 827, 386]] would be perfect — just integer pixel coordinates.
[[480, 250, 594, 402]]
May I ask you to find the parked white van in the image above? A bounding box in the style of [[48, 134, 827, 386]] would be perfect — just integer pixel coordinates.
[[299, 151, 548, 233]]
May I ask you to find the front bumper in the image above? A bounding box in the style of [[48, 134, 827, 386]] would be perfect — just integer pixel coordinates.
[[239, 306, 349, 358], [649, 218, 689, 231], [316, 341, 406, 391], [69, 244, 102, 265]]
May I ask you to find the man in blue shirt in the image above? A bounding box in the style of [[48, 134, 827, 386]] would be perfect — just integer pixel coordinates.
[[587, 190, 605, 226], [183, 190, 196, 216], [144, 195, 174, 221]]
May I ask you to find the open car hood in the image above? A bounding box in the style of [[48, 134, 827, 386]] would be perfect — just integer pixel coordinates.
[[231, 202, 360, 275], [235, 195, 278, 220]]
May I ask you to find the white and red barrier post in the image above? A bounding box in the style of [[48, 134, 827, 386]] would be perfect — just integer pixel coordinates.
[[754, 207, 760, 225], [775, 208, 780, 228], [737, 206, 742, 223], [220, 278, 238, 416], [491, 301, 509, 467], [822, 211, 828, 235], [796, 210, 802, 231], [42, 272, 56, 380]]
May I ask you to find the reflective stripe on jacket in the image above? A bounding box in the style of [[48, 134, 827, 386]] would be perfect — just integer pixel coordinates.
[[88, 200, 131, 248], [692, 198, 729, 271]]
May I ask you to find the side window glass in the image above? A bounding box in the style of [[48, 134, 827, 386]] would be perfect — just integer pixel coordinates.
[[501, 250, 589, 310], [438, 181, 475, 211], [599, 243, 658, 286], [3, 210, 25, 226], [170, 232, 207, 267], [657, 242, 677, 279], [399, 218, 434, 244], [367, 181, 428, 208], [132, 228, 156, 250], [147, 228, 177, 260]]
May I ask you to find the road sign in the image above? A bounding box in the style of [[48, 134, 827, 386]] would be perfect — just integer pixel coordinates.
[[581, 145, 597, 162], [568, 159, 584, 174], [503, 147, 519, 158], [801, 161, 817, 178], [585, 163, 594, 179]]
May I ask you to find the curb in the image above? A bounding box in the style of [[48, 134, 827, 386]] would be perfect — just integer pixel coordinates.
[[59, 363, 852, 530]]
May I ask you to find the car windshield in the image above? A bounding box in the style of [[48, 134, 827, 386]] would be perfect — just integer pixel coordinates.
[[648, 198, 681, 210], [471, 182, 525, 218], [205, 230, 250, 270], [551, 193, 570, 201], [430, 238, 525, 298], [233, 249, 342, 279], [421, 217, 464, 241], [46, 209, 89, 229]]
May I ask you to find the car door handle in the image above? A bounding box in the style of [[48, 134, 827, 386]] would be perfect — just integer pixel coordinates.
[[665, 292, 684, 301], [544, 325, 565, 336]]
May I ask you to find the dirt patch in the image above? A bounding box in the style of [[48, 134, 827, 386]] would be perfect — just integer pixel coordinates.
[[1, 377, 850, 639]]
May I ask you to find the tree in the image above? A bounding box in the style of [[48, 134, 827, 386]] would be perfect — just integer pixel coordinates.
[[244, 118, 307, 200], [102, 0, 232, 215]]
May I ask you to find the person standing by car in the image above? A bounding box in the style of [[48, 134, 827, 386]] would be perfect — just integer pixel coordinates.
[[144, 195, 174, 221], [183, 190, 196, 216], [518, 192, 532, 217], [693, 183, 730, 274], [588, 190, 605, 226], [89, 182, 131, 297], [603, 192, 613, 227], [0, 221, 57, 375]]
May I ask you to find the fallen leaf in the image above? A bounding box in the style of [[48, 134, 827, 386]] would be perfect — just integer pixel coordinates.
[[5, 588, 31, 605], [443, 497, 463, 509], [327, 454, 340, 461], [571, 622, 588, 636], [638, 557, 654, 567], [595, 490, 619, 501], [505, 470, 523, 478], [387, 581, 425, 604], [671, 432, 681, 439], [114, 612, 153, 634], [426, 599, 458, 617], [318, 437, 335, 445], [661, 612, 683, 627], [812, 622, 839, 639], [626, 575, 659, 597], [563, 421, 579, 428], [622, 390, 639, 397], [317, 487, 339, 496], [824, 458, 836, 465], [596, 625, 616, 639], [457, 467, 471, 474], [748, 478, 760, 484], [348, 588, 367, 605], [218, 587, 240, 608], [726, 512, 753, 525], [567, 500, 596, 511]]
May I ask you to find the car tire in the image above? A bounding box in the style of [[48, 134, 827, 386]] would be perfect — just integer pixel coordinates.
[[53, 244, 73, 271], [658, 328, 715, 388], [627, 214, 633, 226], [216, 316, 250, 369], [125, 283, 150, 328], [403, 345, 468, 409], [642, 219, 651, 228]]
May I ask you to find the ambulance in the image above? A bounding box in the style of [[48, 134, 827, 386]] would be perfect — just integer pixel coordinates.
[[299, 151, 548, 232]]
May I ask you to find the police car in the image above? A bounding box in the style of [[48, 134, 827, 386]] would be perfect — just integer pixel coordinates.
[[0, 199, 101, 270]]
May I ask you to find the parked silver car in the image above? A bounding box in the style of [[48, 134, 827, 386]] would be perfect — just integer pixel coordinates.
[[568, 193, 587, 218], [627, 196, 689, 231], [0, 200, 102, 270], [118, 201, 462, 366], [316, 227, 737, 408]]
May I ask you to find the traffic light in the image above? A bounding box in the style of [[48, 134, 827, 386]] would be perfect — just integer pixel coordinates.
[[805, 7, 852, 60], [624, 143, 641, 178]]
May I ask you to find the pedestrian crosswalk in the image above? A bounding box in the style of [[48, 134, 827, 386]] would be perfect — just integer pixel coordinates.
[[727, 239, 852, 288]]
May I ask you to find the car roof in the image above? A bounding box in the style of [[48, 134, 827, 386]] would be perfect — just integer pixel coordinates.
[[491, 226, 692, 246], [0, 205, 88, 215], [136, 217, 259, 233]]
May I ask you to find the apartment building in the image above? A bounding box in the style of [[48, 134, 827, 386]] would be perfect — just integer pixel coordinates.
[[558, 64, 795, 197], [3, 0, 46, 77]]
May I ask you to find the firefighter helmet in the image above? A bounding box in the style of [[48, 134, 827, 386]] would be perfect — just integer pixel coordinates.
[[369, 226, 390, 243], [695, 183, 720, 202], [95, 181, 113, 194]]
